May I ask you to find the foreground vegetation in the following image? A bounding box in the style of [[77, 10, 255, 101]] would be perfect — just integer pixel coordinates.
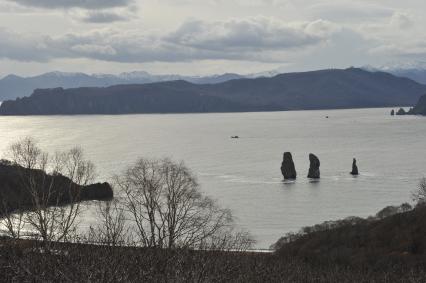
[[2, 187, 426, 282], [1, 137, 426, 282], [1, 233, 426, 282], [2, 201, 426, 283]]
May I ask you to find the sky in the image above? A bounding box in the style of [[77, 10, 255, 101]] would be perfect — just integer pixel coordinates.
[[0, 0, 426, 77]]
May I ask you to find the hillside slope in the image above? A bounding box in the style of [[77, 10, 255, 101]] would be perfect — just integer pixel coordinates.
[[274, 204, 426, 267], [201, 68, 426, 109]]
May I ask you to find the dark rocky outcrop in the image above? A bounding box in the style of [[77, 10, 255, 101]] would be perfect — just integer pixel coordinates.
[[396, 108, 407, 115], [307, 154, 320, 179], [390, 109, 395, 116], [281, 152, 297, 180], [410, 94, 426, 115], [81, 182, 114, 201], [1, 68, 426, 115], [0, 161, 113, 215], [350, 158, 359, 175]]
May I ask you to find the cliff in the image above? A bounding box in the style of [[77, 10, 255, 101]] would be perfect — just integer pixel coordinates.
[[410, 94, 426, 115]]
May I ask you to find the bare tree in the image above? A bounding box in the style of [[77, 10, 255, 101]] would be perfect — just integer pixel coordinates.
[[0, 159, 26, 239], [6, 137, 95, 244], [412, 178, 426, 206], [0, 197, 25, 239], [88, 199, 130, 247], [115, 158, 253, 250]]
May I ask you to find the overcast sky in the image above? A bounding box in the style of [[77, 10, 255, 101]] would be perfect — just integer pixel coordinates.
[[0, 0, 425, 77]]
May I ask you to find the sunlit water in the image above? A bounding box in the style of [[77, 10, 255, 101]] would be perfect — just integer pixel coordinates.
[[0, 108, 425, 248]]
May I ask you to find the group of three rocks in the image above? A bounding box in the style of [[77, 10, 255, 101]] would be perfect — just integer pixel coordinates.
[[280, 152, 359, 180]]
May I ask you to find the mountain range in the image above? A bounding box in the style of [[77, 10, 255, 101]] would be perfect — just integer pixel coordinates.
[[363, 64, 426, 85], [0, 70, 282, 101], [2, 66, 426, 103], [1, 68, 425, 115], [386, 69, 426, 85]]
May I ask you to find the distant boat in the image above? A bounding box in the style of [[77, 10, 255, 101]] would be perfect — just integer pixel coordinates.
[[231, 136, 240, 139]]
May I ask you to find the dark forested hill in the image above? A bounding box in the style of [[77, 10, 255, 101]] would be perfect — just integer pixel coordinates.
[[274, 203, 426, 268], [1, 68, 425, 115]]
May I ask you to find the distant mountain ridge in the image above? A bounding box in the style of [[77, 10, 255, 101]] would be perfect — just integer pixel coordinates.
[[3, 66, 425, 102], [362, 64, 426, 84], [1, 68, 425, 115], [0, 70, 257, 101], [388, 69, 426, 85]]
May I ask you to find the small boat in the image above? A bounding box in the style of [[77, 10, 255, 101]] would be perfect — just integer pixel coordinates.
[[231, 136, 240, 139]]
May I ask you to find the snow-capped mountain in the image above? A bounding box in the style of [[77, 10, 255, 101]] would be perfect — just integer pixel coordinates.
[[362, 63, 426, 84]]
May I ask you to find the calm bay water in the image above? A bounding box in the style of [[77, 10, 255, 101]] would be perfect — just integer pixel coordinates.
[[0, 108, 425, 248]]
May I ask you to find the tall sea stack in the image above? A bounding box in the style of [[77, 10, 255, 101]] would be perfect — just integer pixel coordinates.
[[281, 152, 297, 179], [351, 158, 359, 175], [307, 153, 320, 179]]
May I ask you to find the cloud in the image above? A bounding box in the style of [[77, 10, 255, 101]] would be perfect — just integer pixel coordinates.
[[79, 11, 128, 23], [166, 17, 340, 52], [0, 28, 51, 62], [70, 44, 117, 55], [370, 41, 426, 58], [0, 17, 341, 63], [309, 1, 393, 22], [390, 12, 413, 29], [0, 1, 32, 13], [6, 0, 133, 10]]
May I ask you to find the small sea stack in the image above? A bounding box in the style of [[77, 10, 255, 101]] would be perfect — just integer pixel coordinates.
[[307, 153, 320, 179], [396, 108, 407, 115], [281, 152, 297, 180], [351, 158, 359, 175]]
